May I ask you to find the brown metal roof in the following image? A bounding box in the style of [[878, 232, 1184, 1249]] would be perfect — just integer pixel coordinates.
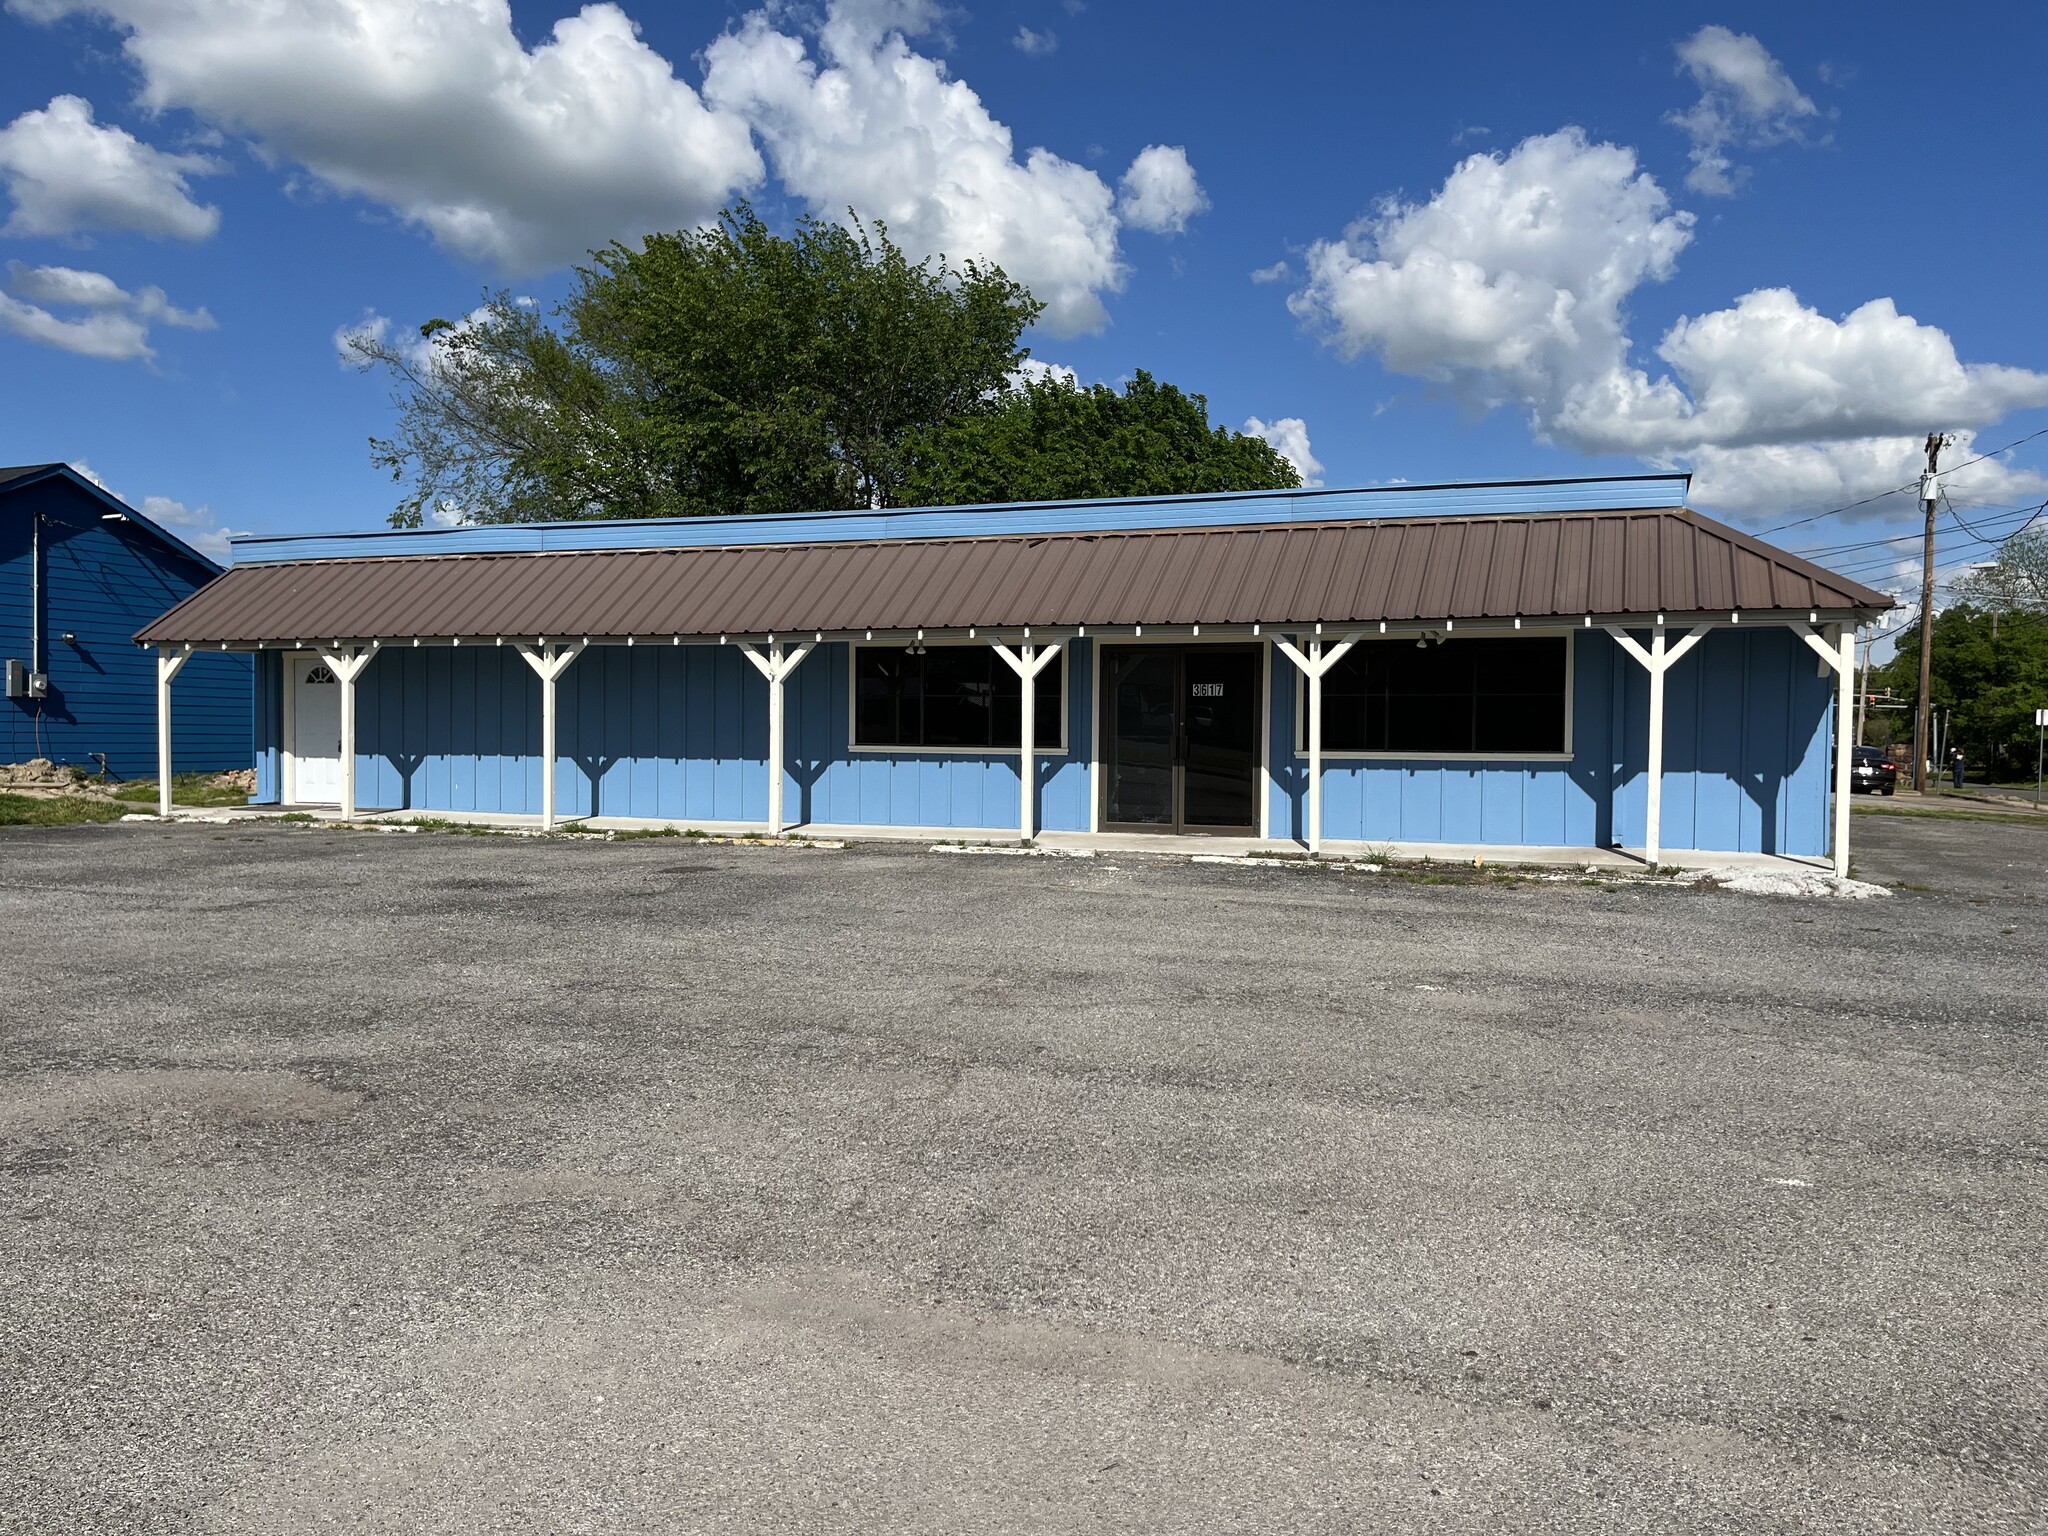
[[136, 507, 1894, 646]]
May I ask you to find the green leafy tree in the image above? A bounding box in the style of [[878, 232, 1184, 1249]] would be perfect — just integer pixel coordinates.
[[345, 205, 1042, 526], [899, 370, 1300, 505], [1875, 603, 2048, 779]]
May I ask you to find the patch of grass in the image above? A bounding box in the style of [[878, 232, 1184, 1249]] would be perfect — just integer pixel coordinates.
[[273, 811, 318, 823], [1853, 804, 2048, 827], [399, 817, 501, 836], [112, 774, 251, 808], [0, 792, 129, 826], [609, 827, 682, 840]]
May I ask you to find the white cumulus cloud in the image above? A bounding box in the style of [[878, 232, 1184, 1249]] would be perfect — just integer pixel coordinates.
[[14, 0, 1184, 330], [1682, 432, 2048, 522], [1551, 288, 2048, 457], [9, 0, 764, 273], [52, 460, 243, 556], [1243, 415, 1322, 486], [1117, 144, 1208, 236], [139, 492, 243, 559], [0, 94, 222, 240], [1011, 25, 1056, 56], [703, 1, 1126, 335], [333, 303, 500, 380], [1287, 127, 2048, 521], [1289, 128, 1693, 411], [1010, 355, 1079, 389], [1667, 25, 1819, 196], [0, 259, 213, 361]]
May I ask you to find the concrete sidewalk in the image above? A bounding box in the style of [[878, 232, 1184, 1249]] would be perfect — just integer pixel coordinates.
[[171, 802, 1839, 876]]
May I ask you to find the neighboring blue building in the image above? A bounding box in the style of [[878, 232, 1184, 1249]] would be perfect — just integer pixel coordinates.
[[138, 475, 1890, 870], [2, 463, 249, 779]]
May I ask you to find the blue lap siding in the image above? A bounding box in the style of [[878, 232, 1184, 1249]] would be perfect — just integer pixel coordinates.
[[3, 472, 248, 779]]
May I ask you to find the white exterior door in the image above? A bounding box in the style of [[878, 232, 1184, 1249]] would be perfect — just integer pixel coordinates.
[[292, 658, 343, 804]]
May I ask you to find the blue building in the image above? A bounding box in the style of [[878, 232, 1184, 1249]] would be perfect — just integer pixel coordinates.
[[138, 475, 1889, 870], [3, 463, 248, 780]]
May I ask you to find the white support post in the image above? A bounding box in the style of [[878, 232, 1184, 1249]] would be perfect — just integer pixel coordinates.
[[155, 645, 193, 817], [1645, 625, 1667, 866], [1788, 621, 1858, 879], [737, 640, 815, 836], [1605, 623, 1711, 867], [315, 645, 378, 821], [516, 641, 587, 831], [1834, 626, 1854, 879], [1272, 632, 1360, 855], [992, 639, 1064, 844]]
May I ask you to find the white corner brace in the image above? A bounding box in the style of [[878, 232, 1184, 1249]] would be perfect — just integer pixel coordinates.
[[314, 644, 379, 821], [1602, 622, 1712, 868], [1272, 631, 1363, 855], [516, 640, 589, 831], [992, 638, 1064, 844], [735, 639, 816, 837]]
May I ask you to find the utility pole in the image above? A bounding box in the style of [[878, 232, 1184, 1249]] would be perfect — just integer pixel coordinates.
[[1912, 432, 1948, 792], [1855, 625, 1871, 748]]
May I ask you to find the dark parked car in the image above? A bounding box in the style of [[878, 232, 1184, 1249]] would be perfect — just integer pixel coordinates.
[[1850, 745, 1897, 795]]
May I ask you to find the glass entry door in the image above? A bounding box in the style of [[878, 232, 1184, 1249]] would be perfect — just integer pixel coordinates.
[[1103, 646, 1262, 832]]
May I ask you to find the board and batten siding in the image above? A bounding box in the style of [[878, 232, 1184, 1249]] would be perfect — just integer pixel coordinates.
[[252, 628, 1827, 856], [292, 644, 771, 821], [1265, 627, 1832, 856], [3, 476, 248, 778], [256, 638, 1095, 831]]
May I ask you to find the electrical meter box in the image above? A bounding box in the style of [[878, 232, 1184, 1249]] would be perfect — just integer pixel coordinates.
[[26, 671, 49, 698]]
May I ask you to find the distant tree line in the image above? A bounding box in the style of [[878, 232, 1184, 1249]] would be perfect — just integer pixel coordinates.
[[345, 205, 1299, 529], [1871, 529, 2048, 780]]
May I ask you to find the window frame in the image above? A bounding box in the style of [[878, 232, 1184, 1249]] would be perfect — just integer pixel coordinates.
[[847, 640, 1071, 756], [1290, 629, 1576, 762]]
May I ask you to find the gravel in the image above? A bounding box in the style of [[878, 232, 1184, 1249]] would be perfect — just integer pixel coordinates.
[[0, 815, 2041, 1534]]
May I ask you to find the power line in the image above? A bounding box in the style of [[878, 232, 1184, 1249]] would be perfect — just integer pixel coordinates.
[[1788, 501, 2040, 560], [1940, 487, 2047, 546], [1785, 500, 2044, 567], [1750, 422, 2048, 538]]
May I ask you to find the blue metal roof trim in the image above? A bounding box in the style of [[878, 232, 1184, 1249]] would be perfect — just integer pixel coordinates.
[[229, 474, 1692, 564]]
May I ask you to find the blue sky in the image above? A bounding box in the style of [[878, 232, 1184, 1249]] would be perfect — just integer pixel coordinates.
[[1, 0, 2043, 623]]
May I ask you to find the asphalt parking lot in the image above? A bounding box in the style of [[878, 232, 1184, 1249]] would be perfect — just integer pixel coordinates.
[[1, 815, 2042, 1534]]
